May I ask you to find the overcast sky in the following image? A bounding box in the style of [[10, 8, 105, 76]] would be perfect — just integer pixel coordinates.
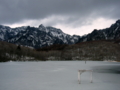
[[0, 0, 120, 36]]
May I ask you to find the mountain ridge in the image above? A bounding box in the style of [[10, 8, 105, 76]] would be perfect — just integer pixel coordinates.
[[78, 19, 120, 43], [0, 19, 120, 48], [0, 24, 80, 48]]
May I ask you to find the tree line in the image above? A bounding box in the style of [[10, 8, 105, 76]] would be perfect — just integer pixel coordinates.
[[0, 40, 120, 62], [0, 41, 46, 62]]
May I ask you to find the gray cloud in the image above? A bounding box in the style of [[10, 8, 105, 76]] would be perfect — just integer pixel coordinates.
[[0, 0, 120, 27]]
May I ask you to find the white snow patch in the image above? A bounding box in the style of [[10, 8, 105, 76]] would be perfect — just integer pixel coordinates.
[[0, 61, 120, 90]]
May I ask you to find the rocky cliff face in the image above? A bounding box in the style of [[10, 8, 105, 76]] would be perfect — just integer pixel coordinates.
[[0, 24, 80, 48], [78, 20, 120, 42], [0, 19, 120, 48]]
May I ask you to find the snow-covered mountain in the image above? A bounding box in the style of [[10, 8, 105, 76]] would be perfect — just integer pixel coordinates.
[[0, 24, 80, 48], [0, 19, 120, 48], [0, 25, 27, 41], [78, 20, 120, 42]]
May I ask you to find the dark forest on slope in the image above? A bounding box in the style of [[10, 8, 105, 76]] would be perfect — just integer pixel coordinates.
[[0, 40, 120, 62]]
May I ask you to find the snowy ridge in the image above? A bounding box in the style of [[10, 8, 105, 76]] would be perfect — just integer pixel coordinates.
[[0, 24, 80, 48], [0, 25, 27, 40], [0, 19, 120, 48], [0, 61, 120, 90], [78, 19, 120, 42]]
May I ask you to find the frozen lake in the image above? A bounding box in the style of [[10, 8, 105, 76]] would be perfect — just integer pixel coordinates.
[[0, 61, 120, 90]]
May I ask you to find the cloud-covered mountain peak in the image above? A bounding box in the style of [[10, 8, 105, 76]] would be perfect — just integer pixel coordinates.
[[39, 24, 45, 28], [38, 24, 49, 33]]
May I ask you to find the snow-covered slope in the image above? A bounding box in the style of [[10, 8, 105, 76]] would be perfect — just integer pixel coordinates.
[[0, 25, 27, 40], [0, 61, 120, 90], [0, 25, 80, 48], [0, 19, 120, 48], [78, 20, 120, 42]]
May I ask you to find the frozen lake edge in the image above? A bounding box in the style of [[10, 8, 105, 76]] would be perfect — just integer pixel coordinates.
[[0, 61, 120, 90]]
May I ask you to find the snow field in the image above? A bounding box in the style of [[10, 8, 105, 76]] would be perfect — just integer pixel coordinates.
[[0, 61, 120, 90]]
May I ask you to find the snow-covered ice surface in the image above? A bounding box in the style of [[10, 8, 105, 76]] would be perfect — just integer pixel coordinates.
[[0, 61, 120, 90]]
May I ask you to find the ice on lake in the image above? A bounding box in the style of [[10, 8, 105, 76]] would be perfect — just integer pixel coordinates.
[[0, 61, 120, 90]]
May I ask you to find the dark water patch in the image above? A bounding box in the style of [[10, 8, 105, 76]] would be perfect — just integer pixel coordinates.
[[92, 65, 120, 74]]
